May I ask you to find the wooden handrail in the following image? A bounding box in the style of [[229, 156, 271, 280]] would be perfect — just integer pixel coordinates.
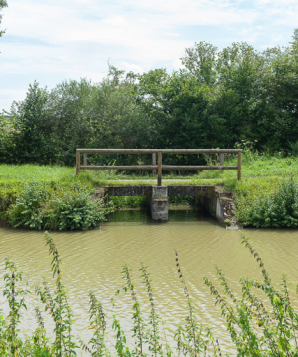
[[76, 148, 241, 154], [76, 149, 242, 185]]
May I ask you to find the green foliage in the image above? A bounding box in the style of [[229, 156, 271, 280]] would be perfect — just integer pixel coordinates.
[[139, 263, 162, 356], [288, 141, 298, 156], [122, 264, 146, 355], [10, 82, 53, 164], [7, 181, 48, 229], [181, 41, 218, 86], [7, 181, 114, 230], [205, 236, 298, 356], [110, 196, 148, 209], [87, 292, 109, 357], [236, 175, 298, 227]]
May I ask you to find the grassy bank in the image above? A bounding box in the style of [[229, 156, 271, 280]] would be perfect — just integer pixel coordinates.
[[0, 151, 298, 228]]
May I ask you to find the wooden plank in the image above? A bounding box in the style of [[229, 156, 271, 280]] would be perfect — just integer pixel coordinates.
[[158, 151, 162, 186], [238, 152, 242, 180], [76, 148, 242, 154], [162, 165, 237, 170], [83, 153, 87, 166], [79, 165, 237, 170], [76, 150, 81, 175], [152, 153, 156, 176], [80, 165, 158, 170]]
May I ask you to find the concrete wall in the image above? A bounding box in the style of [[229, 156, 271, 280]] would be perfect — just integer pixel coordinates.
[[104, 185, 233, 224], [196, 186, 225, 223]]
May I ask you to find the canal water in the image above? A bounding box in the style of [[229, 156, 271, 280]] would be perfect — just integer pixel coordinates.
[[0, 210, 298, 354]]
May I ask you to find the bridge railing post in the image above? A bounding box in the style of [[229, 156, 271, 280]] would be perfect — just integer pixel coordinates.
[[220, 153, 224, 166], [83, 153, 87, 166], [237, 152, 242, 180], [76, 150, 81, 175], [157, 151, 162, 186], [152, 153, 156, 176]]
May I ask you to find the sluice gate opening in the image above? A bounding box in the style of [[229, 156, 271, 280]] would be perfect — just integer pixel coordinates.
[[104, 185, 233, 225]]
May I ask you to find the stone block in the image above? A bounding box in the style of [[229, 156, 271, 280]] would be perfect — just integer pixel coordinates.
[[151, 199, 168, 221]]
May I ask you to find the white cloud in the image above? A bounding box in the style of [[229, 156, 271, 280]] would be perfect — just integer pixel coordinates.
[[0, 0, 297, 110], [119, 62, 144, 74]]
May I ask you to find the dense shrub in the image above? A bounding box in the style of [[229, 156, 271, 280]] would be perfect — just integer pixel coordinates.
[[7, 182, 113, 230], [236, 175, 298, 227]]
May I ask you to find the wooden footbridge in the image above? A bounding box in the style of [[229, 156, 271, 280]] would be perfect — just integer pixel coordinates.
[[76, 149, 242, 183], [76, 149, 241, 223]]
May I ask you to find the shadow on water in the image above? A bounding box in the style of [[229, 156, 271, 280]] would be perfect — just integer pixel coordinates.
[[108, 207, 215, 223]]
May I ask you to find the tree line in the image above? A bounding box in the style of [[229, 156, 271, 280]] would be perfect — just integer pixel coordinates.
[[1, 30, 298, 166]]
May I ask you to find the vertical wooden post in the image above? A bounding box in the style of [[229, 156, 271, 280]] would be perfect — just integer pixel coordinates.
[[83, 153, 87, 166], [237, 152, 242, 181], [76, 150, 81, 175], [220, 153, 224, 166], [152, 153, 156, 176], [157, 151, 162, 186]]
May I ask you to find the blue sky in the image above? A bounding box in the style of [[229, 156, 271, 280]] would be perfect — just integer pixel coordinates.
[[0, 0, 297, 111]]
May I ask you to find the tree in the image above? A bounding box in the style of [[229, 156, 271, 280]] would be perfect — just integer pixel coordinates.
[[181, 41, 218, 86], [292, 28, 298, 43], [10, 81, 53, 164], [0, 0, 8, 38]]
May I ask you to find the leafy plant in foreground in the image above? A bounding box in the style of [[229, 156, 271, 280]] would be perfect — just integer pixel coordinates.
[[2, 259, 29, 355], [174, 250, 221, 356], [36, 232, 77, 356], [140, 263, 163, 356], [204, 235, 298, 356], [87, 291, 110, 357], [122, 264, 146, 356]]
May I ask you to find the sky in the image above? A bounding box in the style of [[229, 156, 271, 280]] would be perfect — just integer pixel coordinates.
[[0, 0, 297, 112]]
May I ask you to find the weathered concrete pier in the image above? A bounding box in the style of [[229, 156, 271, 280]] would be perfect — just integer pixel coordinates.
[[104, 185, 236, 225]]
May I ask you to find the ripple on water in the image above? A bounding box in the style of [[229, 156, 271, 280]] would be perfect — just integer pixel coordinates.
[[0, 214, 298, 355]]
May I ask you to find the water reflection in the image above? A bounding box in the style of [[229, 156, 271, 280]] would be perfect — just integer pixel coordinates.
[[108, 207, 214, 222]]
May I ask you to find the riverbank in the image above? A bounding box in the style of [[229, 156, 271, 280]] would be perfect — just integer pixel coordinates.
[[0, 152, 297, 229]]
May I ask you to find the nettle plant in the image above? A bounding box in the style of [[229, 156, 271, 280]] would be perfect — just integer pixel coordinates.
[[7, 181, 114, 231], [0, 233, 298, 356], [237, 175, 298, 227], [204, 236, 298, 356]]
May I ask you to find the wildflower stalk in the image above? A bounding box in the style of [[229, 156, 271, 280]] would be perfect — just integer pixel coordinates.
[[3, 259, 29, 356], [174, 250, 199, 355], [140, 262, 162, 356], [122, 264, 146, 356], [36, 231, 77, 356], [88, 291, 109, 357], [112, 315, 131, 357]]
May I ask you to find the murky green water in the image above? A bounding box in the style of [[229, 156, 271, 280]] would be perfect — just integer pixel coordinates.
[[0, 210, 298, 354]]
